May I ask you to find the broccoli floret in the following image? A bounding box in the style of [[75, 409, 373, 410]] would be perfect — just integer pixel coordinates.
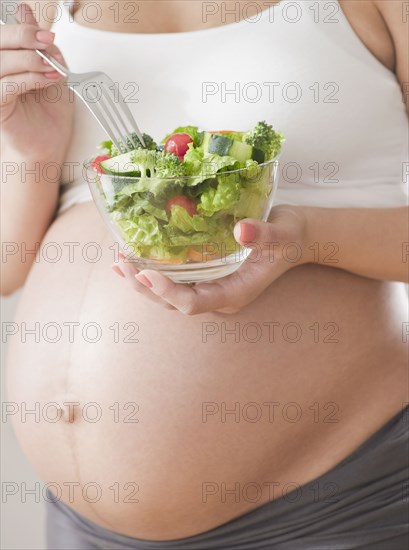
[[100, 133, 157, 157], [129, 150, 187, 178], [130, 149, 157, 177], [244, 121, 284, 160], [138, 133, 157, 151], [113, 132, 157, 156], [155, 151, 187, 178]]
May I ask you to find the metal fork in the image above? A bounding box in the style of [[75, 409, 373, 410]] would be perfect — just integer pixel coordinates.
[[0, 10, 145, 152]]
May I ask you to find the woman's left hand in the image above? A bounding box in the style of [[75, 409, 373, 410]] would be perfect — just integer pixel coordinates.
[[112, 206, 307, 315]]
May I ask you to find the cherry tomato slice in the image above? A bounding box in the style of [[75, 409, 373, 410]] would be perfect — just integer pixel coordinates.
[[166, 195, 197, 217], [91, 155, 111, 173], [164, 133, 193, 160]]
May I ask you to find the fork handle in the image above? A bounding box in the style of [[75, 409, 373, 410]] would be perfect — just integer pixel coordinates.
[[34, 49, 68, 77], [0, 8, 68, 77]]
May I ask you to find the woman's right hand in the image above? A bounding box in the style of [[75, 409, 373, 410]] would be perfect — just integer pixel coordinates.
[[0, 2, 74, 161]]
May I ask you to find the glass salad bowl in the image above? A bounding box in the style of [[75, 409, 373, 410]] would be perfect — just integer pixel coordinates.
[[84, 156, 280, 283]]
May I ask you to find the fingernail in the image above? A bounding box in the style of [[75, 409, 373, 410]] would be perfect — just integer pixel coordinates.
[[234, 222, 256, 243], [118, 252, 126, 261], [112, 264, 125, 278], [36, 30, 55, 44], [135, 274, 152, 288]]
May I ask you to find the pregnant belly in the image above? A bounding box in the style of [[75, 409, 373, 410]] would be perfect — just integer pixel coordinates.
[[6, 202, 408, 540]]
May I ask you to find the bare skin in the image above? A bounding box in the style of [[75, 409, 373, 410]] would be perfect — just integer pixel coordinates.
[[4, 0, 409, 541]]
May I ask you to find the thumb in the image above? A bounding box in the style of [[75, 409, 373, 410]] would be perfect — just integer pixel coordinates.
[[234, 219, 275, 245], [16, 2, 39, 26]]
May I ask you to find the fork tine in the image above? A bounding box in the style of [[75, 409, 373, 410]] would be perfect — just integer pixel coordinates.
[[126, 132, 142, 151], [72, 87, 123, 153], [100, 82, 145, 150], [117, 97, 146, 148], [99, 85, 135, 153], [68, 71, 146, 153], [101, 79, 145, 148], [97, 87, 130, 154]]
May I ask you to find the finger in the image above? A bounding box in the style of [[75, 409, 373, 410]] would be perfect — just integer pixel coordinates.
[[234, 217, 290, 249], [132, 278, 176, 310], [234, 220, 257, 245], [42, 45, 67, 64], [112, 264, 125, 278], [118, 256, 139, 279], [0, 50, 59, 77], [0, 24, 55, 50], [134, 270, 233, 315], [0, 72, 63, 105], [113, 260, 175, 309], [234, 218, 286, 264], [16, 2, 39, 26]]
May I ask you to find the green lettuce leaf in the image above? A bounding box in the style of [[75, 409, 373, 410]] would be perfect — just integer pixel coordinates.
[[164, 214, 239, 253], [143, 244, 188, 262], [112, 212, 164, 248], [233, 187, 266, 218], [183, 147, 240, 185], [198, 173, 241, 216], [168, 205, 215, 233], [110, 192, 168, 221], [165, 227, 214, 247]]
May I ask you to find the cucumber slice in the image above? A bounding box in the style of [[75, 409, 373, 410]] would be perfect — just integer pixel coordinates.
[[207, 134, 254, 163], [199, 132, 212, 152], [204, 133, 265, 164], [228, 140, 254, 163], [100, 152, 141, 176], [208, 135, 233, 156], [252, 148, 265, 164]]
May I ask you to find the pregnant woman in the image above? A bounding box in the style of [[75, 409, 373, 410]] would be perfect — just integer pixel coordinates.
[[1, 0, 408, 548]]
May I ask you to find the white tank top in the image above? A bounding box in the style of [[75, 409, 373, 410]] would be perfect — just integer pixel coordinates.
[[54, 0, 408, 213]]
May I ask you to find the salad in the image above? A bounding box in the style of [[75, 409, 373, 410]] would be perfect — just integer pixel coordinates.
[[91, 121, 284, 263]]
